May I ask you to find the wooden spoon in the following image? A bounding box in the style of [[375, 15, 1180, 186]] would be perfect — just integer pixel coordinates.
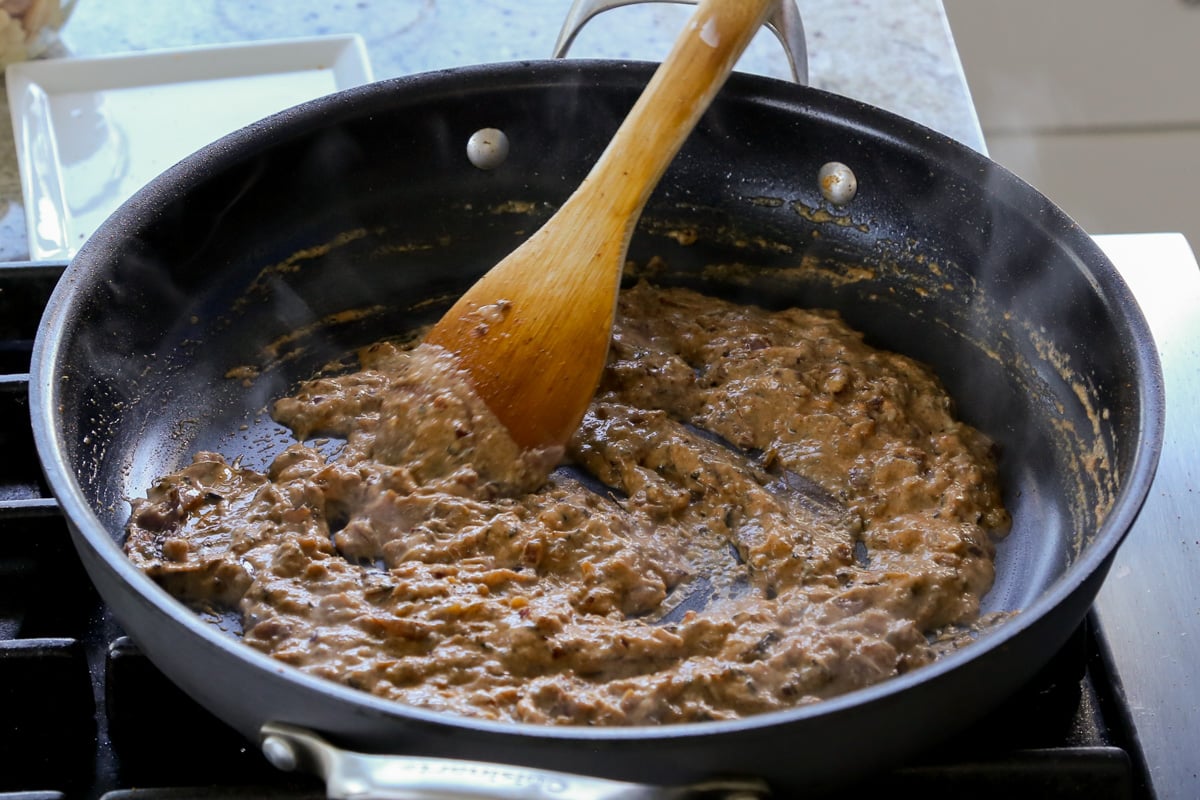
[[425, 0, 775, 450]]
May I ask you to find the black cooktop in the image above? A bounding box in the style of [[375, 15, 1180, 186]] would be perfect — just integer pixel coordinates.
[[0, 260, 1154, 799]]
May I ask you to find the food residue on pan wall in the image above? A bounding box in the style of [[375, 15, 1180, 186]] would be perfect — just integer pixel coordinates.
[[1027, 327, 1119, 545], [639, 215, 796, 254], [791, 200, 870, 233], [488, 200, 545, 215], [223, 307, 389, 386], [228, 228, 376, 317], [370, 237, 453, 257]]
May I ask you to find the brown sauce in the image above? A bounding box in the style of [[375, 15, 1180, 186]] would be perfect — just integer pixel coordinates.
[[125, 281, 1010, 725]]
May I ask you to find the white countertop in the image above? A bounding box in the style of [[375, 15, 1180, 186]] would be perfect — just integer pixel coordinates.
[[0, 0, 985, 261], [1094, 232, 1200, 800]]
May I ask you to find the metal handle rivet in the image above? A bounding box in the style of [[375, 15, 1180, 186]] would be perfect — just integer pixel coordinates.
[[262, 735, 299, 772], [818, 161, 857, 205], [467, 128, 510, 170]]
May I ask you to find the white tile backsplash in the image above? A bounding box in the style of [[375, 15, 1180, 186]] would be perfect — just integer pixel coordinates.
[[945, 0, 1200, 246]]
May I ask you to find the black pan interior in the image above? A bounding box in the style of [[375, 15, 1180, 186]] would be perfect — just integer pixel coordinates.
[[35, 62, 1162, 790]]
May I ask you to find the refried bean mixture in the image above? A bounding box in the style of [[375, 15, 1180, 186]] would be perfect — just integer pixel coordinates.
[[125, 281, 1010, 725]]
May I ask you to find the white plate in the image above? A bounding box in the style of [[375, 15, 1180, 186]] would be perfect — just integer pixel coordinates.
[[6, 35, 373, 260]]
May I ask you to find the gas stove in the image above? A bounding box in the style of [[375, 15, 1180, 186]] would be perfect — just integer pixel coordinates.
[[1, 233, 1195, 799]]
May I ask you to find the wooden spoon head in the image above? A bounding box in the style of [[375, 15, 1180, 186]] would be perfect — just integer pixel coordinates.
[[424, 221, 626, 451], [424, 301, 612, 452]]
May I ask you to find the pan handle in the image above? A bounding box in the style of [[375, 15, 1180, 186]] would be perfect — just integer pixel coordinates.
[[551, 0, 808, 85], [260, 722, 771, 800]]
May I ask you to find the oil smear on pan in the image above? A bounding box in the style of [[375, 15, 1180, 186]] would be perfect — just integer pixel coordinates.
[[639, 213, 797, 255], [219, 199, 555, 386], [227, 228, 376, 318], [225, 307, 388, 385]]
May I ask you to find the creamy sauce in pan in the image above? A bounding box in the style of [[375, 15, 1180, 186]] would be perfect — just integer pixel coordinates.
[[125, 282, 1009, 725]]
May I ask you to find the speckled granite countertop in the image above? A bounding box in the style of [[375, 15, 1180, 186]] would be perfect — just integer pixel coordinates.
[[0, 0, 984, 261]]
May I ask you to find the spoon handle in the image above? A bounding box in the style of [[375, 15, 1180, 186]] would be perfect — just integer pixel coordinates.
[[569, 0, 776, 228], [425, 0, 776, 450]]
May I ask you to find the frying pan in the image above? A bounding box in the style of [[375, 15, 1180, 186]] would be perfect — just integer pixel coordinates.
[[30, 60, 1162, 795]]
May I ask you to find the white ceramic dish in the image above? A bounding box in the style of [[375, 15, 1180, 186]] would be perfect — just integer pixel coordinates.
[[6, 34, 373, 260]]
